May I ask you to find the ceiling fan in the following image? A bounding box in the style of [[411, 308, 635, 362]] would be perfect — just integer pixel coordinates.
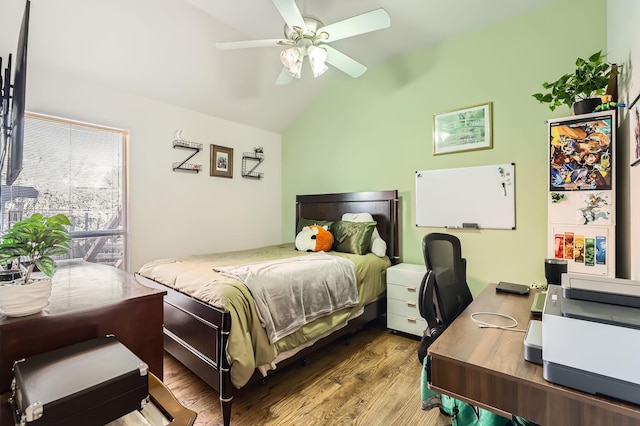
[[215, 0, 391, 85]]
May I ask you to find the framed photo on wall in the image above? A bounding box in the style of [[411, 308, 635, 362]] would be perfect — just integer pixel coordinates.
[[433, 102, 492, 155], [210, 144, 233, 178], [629, 92, 640, 167]]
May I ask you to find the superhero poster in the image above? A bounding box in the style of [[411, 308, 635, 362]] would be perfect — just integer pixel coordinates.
[[549, 113, 613, 191]]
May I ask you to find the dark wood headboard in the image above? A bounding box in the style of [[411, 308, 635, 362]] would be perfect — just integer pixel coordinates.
[[295, 190, 400, 264]]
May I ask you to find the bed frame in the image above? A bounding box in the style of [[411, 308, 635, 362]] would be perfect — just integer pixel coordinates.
[[135, 190, 399, 426]]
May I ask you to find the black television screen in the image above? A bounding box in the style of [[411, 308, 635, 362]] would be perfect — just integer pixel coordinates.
[[6, 0, 30, 186], [1, 54, 11, 144]]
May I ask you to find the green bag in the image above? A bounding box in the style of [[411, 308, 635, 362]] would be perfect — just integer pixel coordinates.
[[440, 394, 514, 426]]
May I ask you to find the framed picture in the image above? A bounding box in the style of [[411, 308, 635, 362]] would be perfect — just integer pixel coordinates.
[[548, 111, 614, 191], [210, 144, 233, 178], [433, 102, 492, 155], [629, 92, 640, 167]]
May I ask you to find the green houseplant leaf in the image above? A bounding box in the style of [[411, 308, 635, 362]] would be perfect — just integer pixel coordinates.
[[0, 213, 71, 284], [532, 51, 613, 111]]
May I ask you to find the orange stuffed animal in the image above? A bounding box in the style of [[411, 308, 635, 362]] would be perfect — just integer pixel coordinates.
[[295, 225, 334, 252]]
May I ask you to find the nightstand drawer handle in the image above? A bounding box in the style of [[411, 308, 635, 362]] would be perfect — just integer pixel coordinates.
[[406, 301, 416, 307], [406, 287, 417, 292], [407, 317, 417, 323]]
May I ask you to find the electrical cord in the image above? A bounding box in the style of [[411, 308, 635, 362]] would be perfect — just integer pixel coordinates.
[[470, 311, 527, 332]]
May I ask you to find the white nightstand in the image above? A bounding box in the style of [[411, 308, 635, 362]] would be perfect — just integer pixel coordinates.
[[386, 263, 427, 336]]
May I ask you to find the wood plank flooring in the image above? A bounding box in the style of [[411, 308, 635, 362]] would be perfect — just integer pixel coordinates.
[[162, 320, 451, 426]]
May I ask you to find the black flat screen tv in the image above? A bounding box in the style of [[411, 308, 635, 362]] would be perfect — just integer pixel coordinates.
[[6, 0, 31, 186], [1, 55, 11, 147]]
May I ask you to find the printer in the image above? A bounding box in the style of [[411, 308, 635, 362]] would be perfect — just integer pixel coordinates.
[[542, 273, 640, 405]]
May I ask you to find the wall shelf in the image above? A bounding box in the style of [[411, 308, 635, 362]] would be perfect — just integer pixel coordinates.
[[172, 139, 203, 173], [241, 149, 264, 179], [171, 162, 202, 172]]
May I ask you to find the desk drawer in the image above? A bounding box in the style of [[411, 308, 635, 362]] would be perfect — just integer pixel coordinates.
[[387, 312, 426, 336]]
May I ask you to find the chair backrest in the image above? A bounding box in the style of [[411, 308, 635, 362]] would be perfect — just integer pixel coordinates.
[[418, 233, 473, 335]]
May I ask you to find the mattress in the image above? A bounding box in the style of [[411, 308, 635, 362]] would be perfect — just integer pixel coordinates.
[[138, 243, 390, 388]]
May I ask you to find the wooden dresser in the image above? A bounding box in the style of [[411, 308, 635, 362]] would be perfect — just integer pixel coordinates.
[[0, 260, 166, 394]]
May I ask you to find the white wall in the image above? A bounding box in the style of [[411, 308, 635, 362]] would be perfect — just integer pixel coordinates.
[[608, 0, 640, 279], [23, 67, 283, 272], [0, 0, 283, 272]]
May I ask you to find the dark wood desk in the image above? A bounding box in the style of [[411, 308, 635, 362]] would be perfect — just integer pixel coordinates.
[[0, 260, 166, 394], [427, 283, 640, 426]]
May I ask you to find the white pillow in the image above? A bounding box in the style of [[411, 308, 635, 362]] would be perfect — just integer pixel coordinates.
[[341, 213, 387, 257]]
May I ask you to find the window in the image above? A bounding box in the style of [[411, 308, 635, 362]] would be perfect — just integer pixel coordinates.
[[1, 113, 128, 269]]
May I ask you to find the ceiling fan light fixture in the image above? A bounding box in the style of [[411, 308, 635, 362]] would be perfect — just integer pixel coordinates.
[[280, 47, 301, 68], [280, 47, 303, 78], [217, 5, 391, 85], [308, 45, 328, 78]]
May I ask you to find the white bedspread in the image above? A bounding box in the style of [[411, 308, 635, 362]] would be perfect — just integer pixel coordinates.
[[214, 252, 358, 344]]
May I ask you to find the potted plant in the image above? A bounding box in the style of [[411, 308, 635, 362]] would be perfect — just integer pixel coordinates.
[[532, 51, 614, 114], [0, 213, 71, 317]]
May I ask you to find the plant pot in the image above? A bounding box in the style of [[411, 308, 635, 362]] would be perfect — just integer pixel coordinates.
[[0, 278, 52, 317], [573, 98, 602, 115]]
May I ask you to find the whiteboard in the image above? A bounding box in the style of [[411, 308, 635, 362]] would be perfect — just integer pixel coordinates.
[[415, 163, 515, 230]]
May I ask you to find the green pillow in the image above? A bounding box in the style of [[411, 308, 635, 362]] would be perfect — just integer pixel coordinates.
[[297, 218, 334, 233], [331, 220, 377, 255]]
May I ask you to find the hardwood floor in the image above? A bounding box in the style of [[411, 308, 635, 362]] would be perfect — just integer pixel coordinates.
[[162, 320, 451, 426]]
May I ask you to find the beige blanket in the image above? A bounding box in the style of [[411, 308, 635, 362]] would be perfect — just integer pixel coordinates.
[[138, 243, 389, 388]]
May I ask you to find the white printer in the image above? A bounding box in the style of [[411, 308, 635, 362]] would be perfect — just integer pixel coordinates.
[[542, 273, 640, 405]]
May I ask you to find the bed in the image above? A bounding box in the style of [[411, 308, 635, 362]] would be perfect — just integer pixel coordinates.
[[134, 190, 399, 426]]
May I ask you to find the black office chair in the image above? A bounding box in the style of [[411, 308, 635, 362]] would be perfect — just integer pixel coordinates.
[[417, 232, 473, 363]]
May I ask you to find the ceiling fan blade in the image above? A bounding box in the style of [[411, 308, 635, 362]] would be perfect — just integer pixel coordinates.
[[324, 46, 367, 78], [216, 39, 292, 50], [276, 67, 294, 85], [318, 8, 390, 43], [272, 0, 307, 32]]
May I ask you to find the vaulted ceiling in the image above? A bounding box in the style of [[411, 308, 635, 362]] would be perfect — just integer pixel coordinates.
[[0, 0, 558, 133]]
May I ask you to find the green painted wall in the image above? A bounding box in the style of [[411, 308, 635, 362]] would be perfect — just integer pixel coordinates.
[[282, 0, 606, 295]]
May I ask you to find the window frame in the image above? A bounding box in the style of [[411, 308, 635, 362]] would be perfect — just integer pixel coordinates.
[[8, 112, 130, 269]]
